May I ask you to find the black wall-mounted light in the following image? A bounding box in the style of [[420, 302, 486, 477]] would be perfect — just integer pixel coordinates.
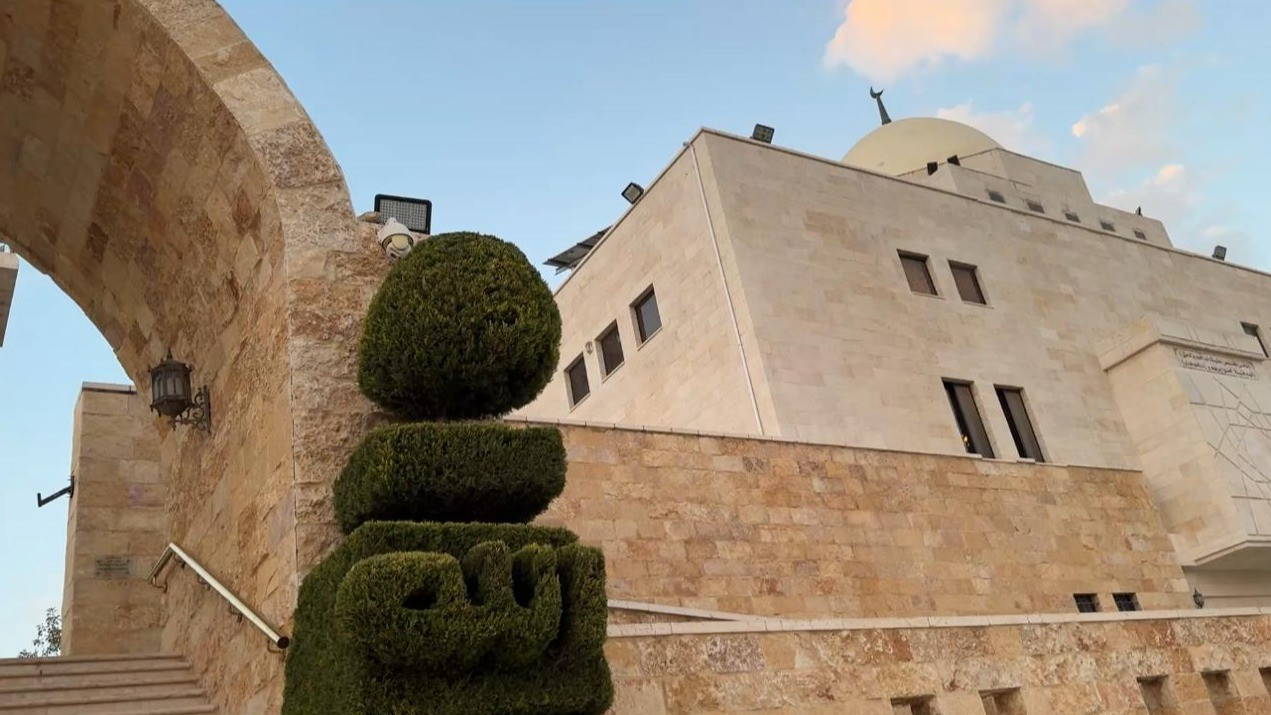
[[149, 351, 211, 432], [750, 124, 775, 144], [1192, 589, 1205, 608], [621, 182, 645, 205]]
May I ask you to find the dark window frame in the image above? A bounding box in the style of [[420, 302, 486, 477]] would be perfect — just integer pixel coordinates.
[[1073, 593, 1100, 613], [1064, 210, 1081, 223], [565, 354, 590, 407], [899, 251, 938, 296], [944, 380, 994, 458], [632, 286, 662, 345], [1113, 592, 1140, 612], [995, 386, 1044, 461], [1133, 229, 1148, 240], [1242, 322, 1268, 357], [949, 261, 988, 305], [1025, 199, 1045, 213], [596, 322, 625, 377], [986, 189, 1006, 203], [1100, 220, 1117, 232]]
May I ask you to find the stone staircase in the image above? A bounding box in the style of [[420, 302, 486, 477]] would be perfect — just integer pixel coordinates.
[[0, 654, 215, 714]]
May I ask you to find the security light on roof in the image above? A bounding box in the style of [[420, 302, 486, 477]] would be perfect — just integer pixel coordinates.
[[751, 124, 775, 144], [374, 194, 432, 234], [621, 183, 644, 205]]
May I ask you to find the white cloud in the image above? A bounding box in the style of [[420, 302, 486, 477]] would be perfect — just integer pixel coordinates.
[[824, 0, 1194, 82], [1071, 64, 1176, 173], [1103, 164, 1249, 255], [1110, 0, 1200, 48], [935, 101, 1049, 155]]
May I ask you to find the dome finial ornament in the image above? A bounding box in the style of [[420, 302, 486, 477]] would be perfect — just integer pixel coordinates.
[[869, 86, 892, 126]]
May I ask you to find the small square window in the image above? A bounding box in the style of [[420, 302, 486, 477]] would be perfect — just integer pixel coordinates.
[[899, 251, 937, 296], [1113, 592, 1140, 612], [980, 688, 1025, 715], [632, 287, 662, 344], [986, 190, 1006, 203], [1242, 322, 1268, 357], [597, 322, 624, 376], [1100, 220, 1116, 232], [1138, 677, 1178, 714], [1202, 671, 1237, 707], [1064, 210, 1080, 222], [1025, 200, 1044, 213], [565, 355, 590, 407], [1133, 229, 1148, 240], [890, 696, 937, 715], [949, 262, 986, 305], [1259, 668, 1271, 696], [1073, 593, 1099, 613]]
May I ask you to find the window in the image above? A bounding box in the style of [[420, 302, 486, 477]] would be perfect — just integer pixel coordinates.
[[899, 251, 937, 296], [1113, 592, 1140, 612], [890, 696, 937, 715], [1064, 210, 1080, 223], [1133, 229, 1148, 240], [1138, 677, 1178, 714], [597, 322, 624, 376], [986, 189, 1006, 203], [632, 287, 662, 343], [944, 380, 994, 457], [1100, 220, 1116, 232], [950, 262, 987, 305], [1242, 322, 1267, 357], [1202, 671, 1237, 709], [1073, 593, 1099, 613], [980, 688, 1025, 715], [1260, 668, 1271, 696], [995, 387, 1044, 461], [1025, 199, 1044, 213], [565, 355, 590, 407]]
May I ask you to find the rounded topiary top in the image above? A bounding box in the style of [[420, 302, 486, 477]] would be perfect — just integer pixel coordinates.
[[358, 232, 561, 420]]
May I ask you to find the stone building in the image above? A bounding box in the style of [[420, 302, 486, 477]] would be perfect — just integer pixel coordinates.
[[519, 116, 1271, 612], [0, 246, 16, 346]]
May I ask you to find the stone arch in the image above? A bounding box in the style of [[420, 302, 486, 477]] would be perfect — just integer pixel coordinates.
[[1, 0, 380, 709]]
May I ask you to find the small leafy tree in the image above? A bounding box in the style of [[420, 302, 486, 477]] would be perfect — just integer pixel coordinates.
[[18, 608, 61, 658]]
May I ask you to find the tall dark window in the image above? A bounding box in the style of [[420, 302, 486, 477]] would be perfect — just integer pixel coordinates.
[[950, 262, 987, 304], [1242, 322, 1267, 357], [899, 251, 937, 296], [597, 322, 624, 376], [996, 387, 1044, 461], [565, 355, 590, 407], [944, 380, 994, 457], [1073, 593, 1099, 613], [632, 287, 661, 343]]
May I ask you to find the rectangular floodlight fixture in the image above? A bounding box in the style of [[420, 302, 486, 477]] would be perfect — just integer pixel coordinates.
[[374, 194, 432, 234], [751, 124, 775, 143], [621, 182, 645, 204], [1213, 245, 1227, 261]]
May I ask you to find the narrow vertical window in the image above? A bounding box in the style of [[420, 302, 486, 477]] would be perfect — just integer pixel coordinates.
[[1202, 671, 1237, 710], [1073, 593, 1099, 612], [632, 287, 662, 343], [1242, 322, 1267, 357], [899, 251, 937, 296], [949, 262, 987, 305], [565, 355, 590, 407], [596, 323, 624, 376], [995, 387, 1044, 461], [944, 380, 994, 458]]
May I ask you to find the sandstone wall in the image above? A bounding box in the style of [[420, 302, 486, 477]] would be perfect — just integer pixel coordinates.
[[605, 611, 1271, 714], [536, 423, 1193, 618], [61, 383, 164, 656]]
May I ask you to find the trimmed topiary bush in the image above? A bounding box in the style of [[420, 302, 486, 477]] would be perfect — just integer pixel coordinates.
[[357, 232, 561, 421], [333, 423, 566, 531], [283, 522, 612, 715]]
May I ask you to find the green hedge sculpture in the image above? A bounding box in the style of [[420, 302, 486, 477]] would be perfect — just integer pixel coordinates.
[[283, 232, 612, 715]]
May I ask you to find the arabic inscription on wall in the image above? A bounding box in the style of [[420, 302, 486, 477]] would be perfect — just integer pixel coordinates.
[[1175, 348, 1257, 379]]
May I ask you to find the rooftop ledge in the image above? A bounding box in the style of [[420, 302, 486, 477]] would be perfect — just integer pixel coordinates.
[[606, 603, 1271, 638]]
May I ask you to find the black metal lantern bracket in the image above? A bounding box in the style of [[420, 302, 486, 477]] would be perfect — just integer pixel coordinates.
[[149, 351, 212, 432]]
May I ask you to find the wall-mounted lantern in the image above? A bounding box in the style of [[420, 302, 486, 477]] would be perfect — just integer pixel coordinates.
[[1192, 589, 1205, 609], [149, 351, 211, 432]]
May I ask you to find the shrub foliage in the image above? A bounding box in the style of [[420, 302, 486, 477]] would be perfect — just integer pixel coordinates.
[[357, 232, 561, 421], [333, 423, 566, 531]]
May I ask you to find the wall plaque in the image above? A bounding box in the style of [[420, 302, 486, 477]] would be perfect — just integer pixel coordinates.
[[1175, 348, 1257, 379], [94, 555, 131, 579]]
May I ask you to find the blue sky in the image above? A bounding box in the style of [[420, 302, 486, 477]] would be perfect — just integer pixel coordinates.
[[1, 0, 1268, 654]]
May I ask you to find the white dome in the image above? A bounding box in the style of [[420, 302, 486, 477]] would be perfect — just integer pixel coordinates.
[[843, 117, 1002, 176]]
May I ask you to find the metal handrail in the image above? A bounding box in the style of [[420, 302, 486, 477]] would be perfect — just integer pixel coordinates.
[[149, 542, 290, 650]]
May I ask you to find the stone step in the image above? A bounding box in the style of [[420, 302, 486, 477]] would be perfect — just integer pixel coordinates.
[[0, 679, 203, 706], [0, 665, 193, 690], [0, 655, 186, 679], [0, 686, 209, 713]]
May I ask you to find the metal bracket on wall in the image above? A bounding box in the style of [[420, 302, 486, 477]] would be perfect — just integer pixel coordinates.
[[36, 474, 74, 508]]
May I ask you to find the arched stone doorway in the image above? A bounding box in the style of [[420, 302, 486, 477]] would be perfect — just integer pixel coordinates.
[[1, 1, 381, 710]]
